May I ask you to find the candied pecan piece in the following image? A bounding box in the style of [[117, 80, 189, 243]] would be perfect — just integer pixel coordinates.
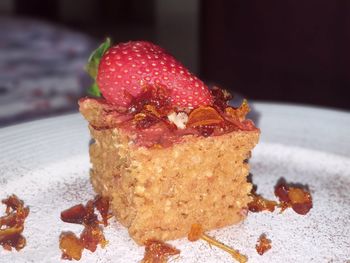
[[60, 204, 87, 224], [59, 232, 84, 261], [256, 234, 272, 255], [94, 196, 110, 226], [288, 187, 313, 215], [187, 106, 224, 128], [0, 195, 29, 251], [275, 183, 313, 215], [59, 196, 112, 260], [225, 99, 250, 122], [274, 183, 290, 203], [141, 240, 180, 263], [248, 192, 278, 213], [80, 224, 107, 252], [2, 195, 24, 212]]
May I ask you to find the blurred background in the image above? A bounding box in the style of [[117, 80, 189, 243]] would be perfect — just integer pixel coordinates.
[[0, 0, 349, 127]]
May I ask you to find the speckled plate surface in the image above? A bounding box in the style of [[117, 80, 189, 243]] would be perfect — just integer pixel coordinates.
[[1, 103, 349, 263]]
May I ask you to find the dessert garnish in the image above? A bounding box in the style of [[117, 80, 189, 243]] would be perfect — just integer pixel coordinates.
[[0, 194, 29, 251], [59, 195, 110, 260], [141, 240, 180, 263], [86, 39, 213, 109], [255, 234, 272, 255], [188, 224, 247, 263], [86, 38, 111, 97], [248, 191, 278, 213], [248, 180, 313, 215], [275, 182, 313, 215], [81, 39, 257, 147]]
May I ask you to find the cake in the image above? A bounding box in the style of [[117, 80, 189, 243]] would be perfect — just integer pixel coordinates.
[[79, 40, 260, 245]]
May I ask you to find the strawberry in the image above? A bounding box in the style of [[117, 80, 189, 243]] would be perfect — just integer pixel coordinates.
[[96, 41, 213, 108]]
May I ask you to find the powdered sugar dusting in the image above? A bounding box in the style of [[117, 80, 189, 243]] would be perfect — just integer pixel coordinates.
[[1, 143, 349, 262]]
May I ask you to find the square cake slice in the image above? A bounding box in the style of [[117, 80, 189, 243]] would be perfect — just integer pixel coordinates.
[[80, 40, 259, 245], [79, 98, 259, 245]]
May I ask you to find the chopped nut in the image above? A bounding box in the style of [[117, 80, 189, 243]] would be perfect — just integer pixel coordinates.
[[59, 232, 84, 260], [256, 234, 272, 255], [0, 195, 29, 251], [275, 182, 313, 215], [225, 99, 250, 122], [59, 195, 112, 261], [141, 240, 180, 263], [248, 192, 277, 213], [186, 106, 224, 128]]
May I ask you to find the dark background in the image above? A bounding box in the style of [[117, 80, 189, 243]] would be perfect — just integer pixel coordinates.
[[2, 0, 350, 111]]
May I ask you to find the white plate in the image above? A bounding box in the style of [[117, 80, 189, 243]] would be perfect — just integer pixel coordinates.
[[1, 103, 349, 263]]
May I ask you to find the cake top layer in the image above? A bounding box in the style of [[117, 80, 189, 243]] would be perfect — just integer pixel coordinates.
[[79, 87, 258, 148], [81, 39, 259, 147]]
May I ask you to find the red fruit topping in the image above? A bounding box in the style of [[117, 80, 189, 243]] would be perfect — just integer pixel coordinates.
[[97, 41, 213, 108], [128, 85, 172, 114]]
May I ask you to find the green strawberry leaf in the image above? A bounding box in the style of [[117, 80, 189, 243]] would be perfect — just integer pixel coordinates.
[[86, 37, 111, 78], [87, 82, 102, 97], [85, 38, 111, 97]]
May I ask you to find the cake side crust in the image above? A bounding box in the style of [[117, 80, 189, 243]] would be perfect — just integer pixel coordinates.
[[89, 126, 259, 245]]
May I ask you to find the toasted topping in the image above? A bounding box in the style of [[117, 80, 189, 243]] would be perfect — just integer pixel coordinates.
[[248, 192, 278, 213], [225, 99, 250, 122], [211, 86, 232, 111], [256, 234, 272, 255], [188, 224, 247, 263], [141, 240, 180, 263], [79, 87, 258, 148], [187, 106, 224, 128], [275, 183, 313, 215], [59, 195, 112, 260], [60, 204, 89, 225], [249, 181, 313, 215], [93, 196, 110, 226], [0, 194, 29, 251], [80, 225, 108, 252], [59, 232, 84, 261]]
